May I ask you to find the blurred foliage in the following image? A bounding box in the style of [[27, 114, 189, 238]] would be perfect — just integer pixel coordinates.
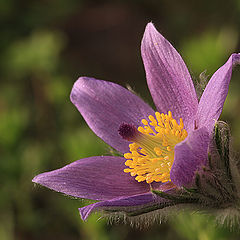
[[171, 212, 238, 240], [0, 0, 240, 239], [181, 28, 238, 75], [5, 30, 64, 76]]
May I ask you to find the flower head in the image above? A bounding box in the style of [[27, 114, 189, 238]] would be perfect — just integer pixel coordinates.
[[32, 23, 240, 224]]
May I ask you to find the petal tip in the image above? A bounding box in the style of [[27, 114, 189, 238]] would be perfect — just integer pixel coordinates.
[[79, 208, 87, 221], [233, 53, 240, 65], [32, 173, 44, 184], [70, 78, 81, 104], [70, 76, 91, 105], [32, 175, 39, 183], [145, 22, 154, 29], [79, 206, 93, 221], [144, 22, 158, 37]]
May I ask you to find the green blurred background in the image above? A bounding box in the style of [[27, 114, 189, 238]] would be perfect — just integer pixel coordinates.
[[1, 0, 240, 239]]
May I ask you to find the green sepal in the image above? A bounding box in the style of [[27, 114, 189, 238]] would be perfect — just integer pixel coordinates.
[[214, 123, 223, 158], [208, 153, 213, 170], [193, 172, 219, 202], [151, 189, 199, 203], [126, 202, 176, 217], [195, 172, 201, 189], [214, 122, 233, 191], [223, 124, 232, 182], [182, 186, 199, 194], [102, 201, 176, 217]]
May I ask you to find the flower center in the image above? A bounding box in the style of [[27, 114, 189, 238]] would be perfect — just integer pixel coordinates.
[[119, 111, 188, 184]]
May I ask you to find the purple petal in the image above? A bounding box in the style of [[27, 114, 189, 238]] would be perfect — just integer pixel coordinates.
[[79, 192, 172, 221], [197, 53, 240, 133], [141, 23, 198, 131], [170, 127, 209, 187], [32, 156, 152, 201], [70, 77, 155, 153]]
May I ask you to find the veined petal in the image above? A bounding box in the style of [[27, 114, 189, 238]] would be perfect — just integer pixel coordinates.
[[170, 127, 209, 187], [79, 192, 172, 221], [197, 53, 240, 133], [32, 156, 151, 201], [141, 23, 198, 131], [70, 77, 155, 154]]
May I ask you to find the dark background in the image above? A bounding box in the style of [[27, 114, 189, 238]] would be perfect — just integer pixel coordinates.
[[1, 0, 240, 239]]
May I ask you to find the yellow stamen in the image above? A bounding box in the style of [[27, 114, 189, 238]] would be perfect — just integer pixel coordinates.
[[123, 111, 188, 183]]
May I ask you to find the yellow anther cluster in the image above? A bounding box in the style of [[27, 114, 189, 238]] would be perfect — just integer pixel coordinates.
[[123, 111, 188, 184]]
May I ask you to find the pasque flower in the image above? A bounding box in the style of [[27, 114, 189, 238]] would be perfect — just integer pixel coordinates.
[[33, 23, 240, 223]]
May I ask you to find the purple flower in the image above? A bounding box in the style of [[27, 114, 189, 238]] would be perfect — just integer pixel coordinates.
[[32, 23, 240, 222]]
